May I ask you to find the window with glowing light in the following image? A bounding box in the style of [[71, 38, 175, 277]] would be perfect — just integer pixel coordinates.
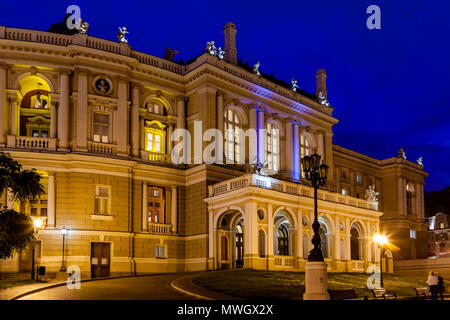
[[265, 122, 279, 172], [224, 109, 242, 163], [93, 113, 110, 143], [300, 133, 313, 178], [147, 186, 164, 224], [406, 183, 414, 214], [145, 120, 166, 155], [94, 186, 110, 215]]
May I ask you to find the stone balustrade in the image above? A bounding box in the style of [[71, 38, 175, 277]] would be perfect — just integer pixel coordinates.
[[148, 223, 173, 235], [87, 141, 117, 154], [9, 135, 56, 150], [208, 173, 379, 211]]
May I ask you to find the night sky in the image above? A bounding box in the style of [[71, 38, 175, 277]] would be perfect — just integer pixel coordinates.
[[1, 0, 449, 191]]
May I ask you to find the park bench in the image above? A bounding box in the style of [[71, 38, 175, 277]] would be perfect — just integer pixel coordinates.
[[372, 288, 397, 300], [328, 289, 367, 300], [413, 286, 431, 299]]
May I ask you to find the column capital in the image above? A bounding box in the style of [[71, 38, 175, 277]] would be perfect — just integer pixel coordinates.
[[75, 68, 90, 76], [117, 75, 129, 83], [177, 95, 188, 103], [0, 62, 9, 70], [217, 90, 225, 98], [58, 68, 72, 76]]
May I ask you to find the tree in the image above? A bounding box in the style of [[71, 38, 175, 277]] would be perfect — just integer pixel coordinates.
[[0, 152, 44, 260]]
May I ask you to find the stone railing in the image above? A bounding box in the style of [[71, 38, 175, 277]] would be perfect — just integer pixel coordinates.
[[207, 174, 379, 211], [148, 223, 172, 235], [140, 150, 169, 164], [87, 141, 117, 154], [0, 26, 183, 75], [9, 135, 56, 150], [351, 260, 365, 271], [274, 255, 295, 268]]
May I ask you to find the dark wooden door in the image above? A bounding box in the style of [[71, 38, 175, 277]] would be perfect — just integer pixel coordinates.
[[91, 242, 110, 278]]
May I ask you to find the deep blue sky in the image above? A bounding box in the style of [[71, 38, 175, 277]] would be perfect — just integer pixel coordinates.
[[1, 0, 449, 191]]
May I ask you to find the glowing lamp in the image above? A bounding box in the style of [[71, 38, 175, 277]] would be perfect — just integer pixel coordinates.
[[33, 218, 43, 229], [319, 163, 329, 180]]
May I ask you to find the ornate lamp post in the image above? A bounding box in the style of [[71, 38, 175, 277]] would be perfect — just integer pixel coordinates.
[[301, 153, 330, 300], [59, 227, 69, 272], [31, 218, 43, 281], [373, 233, 388, 288]]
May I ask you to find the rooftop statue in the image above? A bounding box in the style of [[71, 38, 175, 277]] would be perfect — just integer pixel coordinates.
[[117, 26, 129, 44], [417, 157, 424, 166], [318, 91, 330, 106], [291, 78, 299, 92], [164, 47, 180, 62], [397, 148, 407, 159], [217, 47, 225, 60], [253, 61, 261, 76], [365, 184, 379, 202], [206, 41, 217, 55], [75, 18, 89, 34]]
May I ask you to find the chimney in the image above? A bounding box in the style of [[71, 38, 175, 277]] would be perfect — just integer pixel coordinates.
[[223, 22, 237, 65], [316, 69, 327, 99]]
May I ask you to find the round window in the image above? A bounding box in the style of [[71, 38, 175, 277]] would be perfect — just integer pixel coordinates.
[[257, 209, 264, 220]]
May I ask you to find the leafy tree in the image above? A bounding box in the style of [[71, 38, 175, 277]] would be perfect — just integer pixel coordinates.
[[0, 152, 44, 260]]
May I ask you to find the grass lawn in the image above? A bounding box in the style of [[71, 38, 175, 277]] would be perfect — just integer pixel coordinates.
[[0, 279, 46, 291], [192, 269, 450, 300]]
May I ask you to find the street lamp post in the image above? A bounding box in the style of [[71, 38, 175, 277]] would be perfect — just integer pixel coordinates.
[[59, 227, 68, 272], [373, 233, 388, 288], [301, 153, 329, 300], [31, 218, 43, 281]]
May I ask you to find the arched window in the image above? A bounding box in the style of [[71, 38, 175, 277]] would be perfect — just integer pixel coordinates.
[[406, 183, 414, 214], [258, 230, 266, 258], [300, 133, 313, 178], [350, 227, 360, 260], [145, 100, 167, 116], [224, 109, 242, 163], [277, 224, 289, 256], [265, 122, 279, 172], [319, 225, 328, 258]]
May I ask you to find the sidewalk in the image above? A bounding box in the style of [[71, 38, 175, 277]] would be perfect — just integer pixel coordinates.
[[171, 273, 240, 300], [0, 279, 66, 300]]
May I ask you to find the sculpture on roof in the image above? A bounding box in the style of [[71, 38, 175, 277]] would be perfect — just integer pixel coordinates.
[[206, 41, 217, 55], [217, 47, 225, 59], [291, 78, 299, 92], [365, 184, 379, 202], [318, 91, 330, 106], [253, 61, 261, 76], [398, 148, 407, 159], [117, 26, 129, 44], [417, 157, 424, 166], [75, 18, 89, 34]]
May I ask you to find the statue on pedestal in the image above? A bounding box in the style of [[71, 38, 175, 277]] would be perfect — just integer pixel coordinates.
[[417, 157, 423, 166], [206, 41, 217, 55], [397, 148, 406, 159], [117, 26, 129, 44], [76, 18, 89, 34], [253, 61, 261, 76], [291, 78, 299, 92], [318, 91, 330, 106]]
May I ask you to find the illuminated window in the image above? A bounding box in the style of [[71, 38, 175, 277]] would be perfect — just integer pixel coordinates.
[[147, 186, 164, 224], [406, 183, 414, 214], [439, 222, 445, 229], [94, 186, 110, 215], [93, 113, 110, 143], [146, 101, 164, 115], [265, 122, 279, 172], [156, 245, 166, 258], [356, 174, 361, 184], [341, 189, 348, 196], [145, 121, 166, 154], [224, 109, 242, 163], [410, 229, 416, 239]]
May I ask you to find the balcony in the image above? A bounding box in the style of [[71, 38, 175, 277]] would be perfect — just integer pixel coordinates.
[[207, 173, 379, 211], [148, 223, 172, 235], [7, 135, 56, 151], [87, 141, 117, 155], [140, 150, 169, 164]]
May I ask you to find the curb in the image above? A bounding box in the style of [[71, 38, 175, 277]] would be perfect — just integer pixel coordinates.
[[9, 273, 164, 300], [170, 277, 213, 300]]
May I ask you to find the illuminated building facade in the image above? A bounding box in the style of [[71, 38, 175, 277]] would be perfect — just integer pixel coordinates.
[[0, 22, 427, 278]]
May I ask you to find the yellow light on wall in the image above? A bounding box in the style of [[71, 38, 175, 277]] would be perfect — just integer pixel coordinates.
[[33, 218, 43, 229], [373, 233, 388, 245]]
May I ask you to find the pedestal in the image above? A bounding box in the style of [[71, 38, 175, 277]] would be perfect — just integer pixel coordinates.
[[303, 261, 330, 300]]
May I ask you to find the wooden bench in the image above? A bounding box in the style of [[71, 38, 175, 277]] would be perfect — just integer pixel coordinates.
[[328, 289, 367, 300], [372, 288, 397, 300], [413, 286, 431, 299]]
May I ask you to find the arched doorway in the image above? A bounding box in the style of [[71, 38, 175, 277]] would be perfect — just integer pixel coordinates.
[[351, 227, 360, 260], [258, 229, 266, 258], [235, 219, 244, 268], [274, 210, 294, 256], [217, 210, 244, 269]]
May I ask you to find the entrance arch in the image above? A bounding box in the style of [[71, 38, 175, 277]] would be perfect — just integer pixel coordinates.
[[216, 210, 244, 269]]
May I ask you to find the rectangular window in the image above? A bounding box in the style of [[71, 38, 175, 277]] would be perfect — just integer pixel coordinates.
[[440, 222, 445, 229], [94, 186, 110, 215], [410, 229, 416, 239], [341, 189, 348, 196], [356, 174, 361, 184], [93, 113, 110, 143], [156, 245, 166, 258]]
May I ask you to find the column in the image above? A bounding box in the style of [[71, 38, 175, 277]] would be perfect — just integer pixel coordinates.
[[285, 120, 293, 178], [317, 130, 324, 159], [116, 79, 128, 155], [334, 216, 340, 260], [398, 176, 405, 215], [267, 203, 274, 257], [0, 64, 7, 145], [58, 70, 70, 149], [171, 186, 178, 233], [345, 217, 351, 260], [420, 183, 425, 218], [292, 122, 300, 181], [142, 183, 148, 232], [176, 96, 185, 130], [244, 201, 258, 268], [76, 70, 88, 150], [47, 172, 56, 228], [296, 209, 303, 259], [416, 182, 423, 217], [139, 117, 145, 152], [167, 124, 174, 155], [131, 84, 140, 157], [50, 104, 58, 139], [9, 98, 17, 135], [249, 106, 257, 163], [217, 92, 224, 133], [208, 210, 215, 269], [366, 231, 372, 263], [257, 108, 265, 164]]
